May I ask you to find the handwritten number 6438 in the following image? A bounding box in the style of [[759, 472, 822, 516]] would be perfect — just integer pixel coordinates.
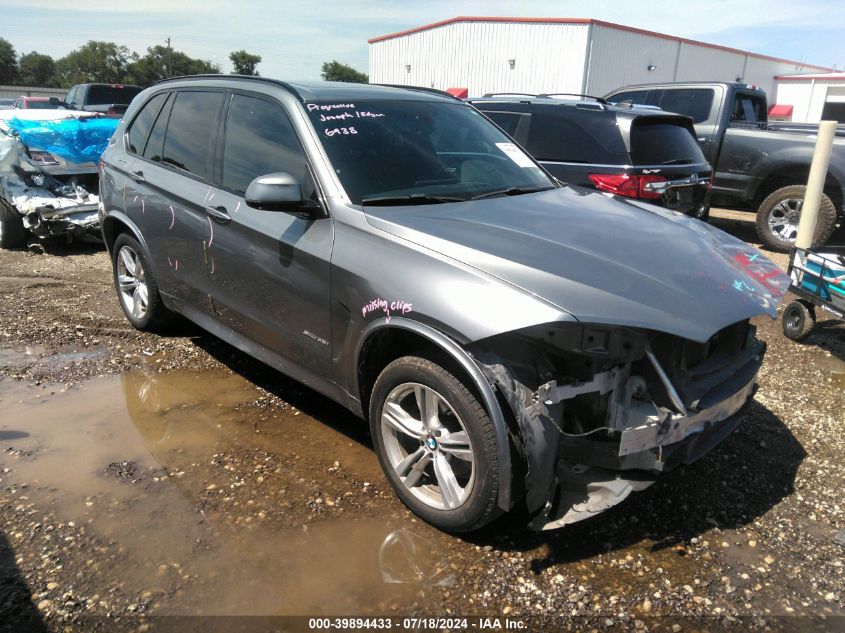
[[325, 127, 358, 137]]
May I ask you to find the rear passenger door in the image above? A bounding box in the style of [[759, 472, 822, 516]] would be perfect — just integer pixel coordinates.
[[125, 89, 226, 316], [207, 91, 334, 372]]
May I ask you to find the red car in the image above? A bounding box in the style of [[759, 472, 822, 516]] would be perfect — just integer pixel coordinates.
[[13, 96, 60, 110]]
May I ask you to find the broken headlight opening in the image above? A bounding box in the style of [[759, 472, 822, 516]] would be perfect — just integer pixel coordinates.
[[26, 150, 60, 166], [469, 319, 764, 531]]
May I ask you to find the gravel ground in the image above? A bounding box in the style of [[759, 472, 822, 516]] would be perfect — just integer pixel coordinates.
[[0, 212, 844, 632]]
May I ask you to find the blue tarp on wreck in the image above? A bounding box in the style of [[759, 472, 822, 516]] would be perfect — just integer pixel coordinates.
[[4, 116, 120, 165]]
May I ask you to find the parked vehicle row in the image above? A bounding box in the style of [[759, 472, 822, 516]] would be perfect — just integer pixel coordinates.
[[605, 81, 845, 252], [97, 76, 789, 533], [468, 93, 713, 219]]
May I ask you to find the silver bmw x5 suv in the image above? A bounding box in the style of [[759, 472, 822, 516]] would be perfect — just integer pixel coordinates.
[[99, 76, 789, 532]]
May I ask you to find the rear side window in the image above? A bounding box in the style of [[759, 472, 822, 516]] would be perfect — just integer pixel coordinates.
[[526, 106, 628, 163], [161, 91, 224, 180], [630, 120, 706, 165], [127, 93, 167, 155], [142, 93, 173, 162], [220, 94, 308, 195], [655, 89, 714, 123], [730, 93, 766, 124], [481, 111, 529, 137]]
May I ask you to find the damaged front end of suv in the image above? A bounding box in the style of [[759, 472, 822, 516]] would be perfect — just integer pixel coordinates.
[[470, 316, 766, 530], [0, 110, 119, 247]]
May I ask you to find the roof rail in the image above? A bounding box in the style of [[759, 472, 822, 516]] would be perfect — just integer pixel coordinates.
[[481, 92, 538, 98], [151, 74, 306, 102], [539, 93, 608, 104], [374, 84, 464, 101]]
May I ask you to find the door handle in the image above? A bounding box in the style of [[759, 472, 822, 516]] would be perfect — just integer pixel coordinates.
[[130, 169, 146, 183], [697, 136, 709, 143], [205, 205, 231, 223]]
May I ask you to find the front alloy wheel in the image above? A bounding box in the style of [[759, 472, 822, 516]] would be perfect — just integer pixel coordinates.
[[381, 382, 475, 510], [369, 356, 502, 532]]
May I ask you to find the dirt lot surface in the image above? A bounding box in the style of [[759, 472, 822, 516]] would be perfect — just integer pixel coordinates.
[[1, 210, 844, 632]]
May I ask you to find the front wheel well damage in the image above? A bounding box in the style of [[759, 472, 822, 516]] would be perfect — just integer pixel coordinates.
[[358, 328, 491, 424]]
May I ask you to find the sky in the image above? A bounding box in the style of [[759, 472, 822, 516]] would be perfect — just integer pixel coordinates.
[[2, 0, 845, 81]]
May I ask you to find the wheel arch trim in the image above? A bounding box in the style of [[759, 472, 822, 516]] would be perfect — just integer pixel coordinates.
[[102, 211, 154, 262], [355, 317, 513, 511]]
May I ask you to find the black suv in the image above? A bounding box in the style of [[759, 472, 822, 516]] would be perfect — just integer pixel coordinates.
[[99, 77, 788, 533], [468, 94, 713, 219]]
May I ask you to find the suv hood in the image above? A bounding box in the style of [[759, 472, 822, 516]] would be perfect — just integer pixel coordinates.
[[363, 186, 790, 342]]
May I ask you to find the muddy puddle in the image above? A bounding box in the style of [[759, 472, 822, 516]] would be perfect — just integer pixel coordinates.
[[815, 351, 845, 390], [0, 344, 109, 371], [0, 368, 457, 616]]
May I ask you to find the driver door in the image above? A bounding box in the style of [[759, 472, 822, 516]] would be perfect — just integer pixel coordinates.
[[207, 92, 334, 373]]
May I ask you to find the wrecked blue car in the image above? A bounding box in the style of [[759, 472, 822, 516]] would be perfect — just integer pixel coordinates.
[[0, 110, 119, 246]]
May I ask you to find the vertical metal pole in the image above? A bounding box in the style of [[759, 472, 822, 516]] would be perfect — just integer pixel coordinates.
[[795, 120, 837, 249]]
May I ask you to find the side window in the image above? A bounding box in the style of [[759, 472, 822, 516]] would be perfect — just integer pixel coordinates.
[[526, 107, 628, 163], [220, 94, 309, 196], [14, 99, 22, 109], [161, 91, 225, 180], [127, 93, 167, 155], [142, 93, 173, 163], [655, 89, 714, 123]]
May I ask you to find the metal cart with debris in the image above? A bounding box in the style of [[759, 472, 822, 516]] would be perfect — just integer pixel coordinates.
[[783, 246, 845, 340]]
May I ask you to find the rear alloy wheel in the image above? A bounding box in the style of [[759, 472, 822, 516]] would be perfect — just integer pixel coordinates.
[[782, 300, 816, 341], [0, 201, 27, 249], [112, 233, 172, 332], [369, 356, 501, 532], [756, 185, 838, 252]]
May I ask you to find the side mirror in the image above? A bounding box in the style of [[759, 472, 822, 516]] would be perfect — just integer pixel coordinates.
[[245, 172, 323, 218], [48, 97, 61, 106]]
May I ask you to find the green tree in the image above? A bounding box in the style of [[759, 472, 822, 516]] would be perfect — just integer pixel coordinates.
[[55, 41, 131, 86], [0, 37, 18, 85], [320, 60, 368, 83], [17, 52, 56, 87], [229, 50, 261, 76], [125, 45, 221, 87]]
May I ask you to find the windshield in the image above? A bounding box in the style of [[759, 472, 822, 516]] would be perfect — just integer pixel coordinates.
[[305, 99, 553, 204]]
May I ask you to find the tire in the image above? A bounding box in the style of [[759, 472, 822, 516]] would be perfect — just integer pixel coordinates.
[[0, 200, 27, 249], [112, 233, 173, 332], [369, 356, 502, 532], [755, 185, 838, 253], [782, 300, 816, 341]]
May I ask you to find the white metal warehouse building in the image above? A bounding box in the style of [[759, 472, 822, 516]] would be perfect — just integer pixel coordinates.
[[771, 72, 845, 123], [368, 17, 831, 99]]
